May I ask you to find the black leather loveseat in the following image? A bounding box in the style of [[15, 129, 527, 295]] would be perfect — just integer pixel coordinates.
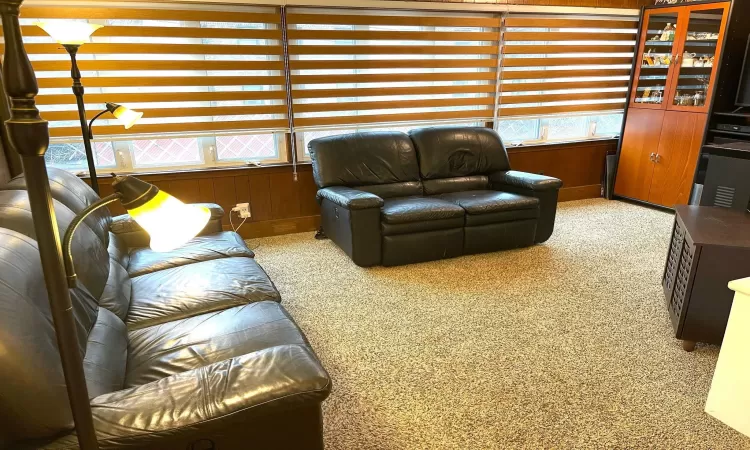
[[309, 126, 563, 266], [0, 169, 330, 449]]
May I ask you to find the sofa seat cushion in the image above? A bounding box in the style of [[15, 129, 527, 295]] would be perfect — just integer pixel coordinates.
[[436, 190, 540, 226], [381, 196, 465, 225], [127, 231, 254, 277], [127, 257, 280, 330], [125, 301, 307, 387]]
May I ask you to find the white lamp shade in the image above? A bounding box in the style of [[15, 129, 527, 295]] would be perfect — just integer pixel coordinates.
[[36, 21, 102, 45], [112, 105, 143, 129], [126, 191, 210, 252]]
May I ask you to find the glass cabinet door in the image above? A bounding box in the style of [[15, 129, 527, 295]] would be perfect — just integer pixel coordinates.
[[669, 5, 728, 112], [631, 10, 680, 108]]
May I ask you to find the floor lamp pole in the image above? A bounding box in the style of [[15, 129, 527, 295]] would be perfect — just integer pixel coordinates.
[[0, 2, 99, 449], [63, 44, 99, 194]]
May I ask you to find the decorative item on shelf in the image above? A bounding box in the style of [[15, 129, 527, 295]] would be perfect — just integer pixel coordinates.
[[660, 54, 672, 66], [683, 52, 697, 67], [642, 87, 653, 101], [660, 23, 676, 42], [707, 56, 715, 67], [644, 49, 655, 66], [694, 91, 706, 107]]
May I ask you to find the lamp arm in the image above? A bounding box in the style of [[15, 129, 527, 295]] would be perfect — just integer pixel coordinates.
[[63, 193, 122, 288], [87, 108, 110, 140]]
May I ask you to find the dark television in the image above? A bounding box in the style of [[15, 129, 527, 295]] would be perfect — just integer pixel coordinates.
[[737, 35, 750, 107]]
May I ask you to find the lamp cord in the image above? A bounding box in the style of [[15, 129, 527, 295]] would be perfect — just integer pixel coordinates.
[[229, 210, 247, 233], [63, 193, 122, 288]]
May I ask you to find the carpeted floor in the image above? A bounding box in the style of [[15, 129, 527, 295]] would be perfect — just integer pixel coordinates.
[[250, 199, 750, 449]]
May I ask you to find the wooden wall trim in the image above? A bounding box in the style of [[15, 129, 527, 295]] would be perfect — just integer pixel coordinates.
[[94, 139, 614, 238]]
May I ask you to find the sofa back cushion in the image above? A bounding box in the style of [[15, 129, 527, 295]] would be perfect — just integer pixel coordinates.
[[308, 131, 421, 189], [3, 168, 112, 248], [0, 190, 131, 320], [423, 176, 490, 195], [0, 227, 127, 442], [355, 181, 424, 199], [409, 127, 511, 181]]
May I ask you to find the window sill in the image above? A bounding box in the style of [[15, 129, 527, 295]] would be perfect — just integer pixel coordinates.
[[75, 137, 619, 180], [506, 136, 619, 153], [77, 161, 313, 180]]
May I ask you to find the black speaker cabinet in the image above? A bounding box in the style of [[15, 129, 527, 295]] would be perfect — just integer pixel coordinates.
[[663, 206, 750, 351], [700, 155, 750, 211]]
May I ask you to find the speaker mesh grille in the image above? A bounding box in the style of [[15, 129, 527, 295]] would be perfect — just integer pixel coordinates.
[[714, 186, 735, 208]]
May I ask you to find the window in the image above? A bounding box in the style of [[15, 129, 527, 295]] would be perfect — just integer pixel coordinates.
[[287, 9, 499, 131], [21, 4, 289, 172], [497, 14, 637, 145], [16, 4, 638, 174]]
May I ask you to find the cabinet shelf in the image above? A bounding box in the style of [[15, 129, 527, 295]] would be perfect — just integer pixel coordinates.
[[709, 128, 750, 137], [713, 111, 750, 118]]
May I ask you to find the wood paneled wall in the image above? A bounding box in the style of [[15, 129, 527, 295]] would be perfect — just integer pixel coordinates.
[[99, 164, 321, 239], [97, 138, 615, 238], [508, 139, 614, 202]]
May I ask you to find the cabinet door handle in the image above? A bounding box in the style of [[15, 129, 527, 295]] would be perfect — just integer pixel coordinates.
[[655, 153, 662, 163], [649, 152, 656, 162]]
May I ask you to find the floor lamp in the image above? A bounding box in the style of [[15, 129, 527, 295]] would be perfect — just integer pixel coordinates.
[[36, 22, 143, 195], [0, 5, 186, 449], [0, 2, 99, 448], [35, 21, 102, 194]]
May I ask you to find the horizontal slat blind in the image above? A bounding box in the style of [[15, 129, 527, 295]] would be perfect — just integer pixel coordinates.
[[13, 5, 287, 139], [287, 9, 501, 129], [499, 14, 638, 119]]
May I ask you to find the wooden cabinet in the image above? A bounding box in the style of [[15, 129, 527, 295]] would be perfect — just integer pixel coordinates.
[[630, 3, 729, 112], [615, 109, 706, 207], [662, 206, 750, 351], [616, 2, 730, 208]]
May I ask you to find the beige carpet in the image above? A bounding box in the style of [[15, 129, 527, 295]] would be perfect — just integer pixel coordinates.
[[250, 199, 750, 449]]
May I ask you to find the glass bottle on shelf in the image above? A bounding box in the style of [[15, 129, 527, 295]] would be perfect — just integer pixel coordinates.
[[660, 23, 675, 42], [633, 11, 678, 108], [670, 7, 726, 110]]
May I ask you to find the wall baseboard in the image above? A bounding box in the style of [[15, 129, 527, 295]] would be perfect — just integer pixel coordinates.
[[226, 215, 321, 239], [229, 185, 603, 239], [559, 184, 602, 202]]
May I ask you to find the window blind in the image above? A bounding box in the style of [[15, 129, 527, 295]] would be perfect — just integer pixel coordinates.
[[286, 9, 502, 130], [499, 14, 638, 119], [9, 5, 287, 140]]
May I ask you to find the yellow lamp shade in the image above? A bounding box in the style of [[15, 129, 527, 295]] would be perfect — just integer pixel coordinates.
[[36, 21, 102, 46], [112, 105, 143, 129], [126, 191, 210, 252]]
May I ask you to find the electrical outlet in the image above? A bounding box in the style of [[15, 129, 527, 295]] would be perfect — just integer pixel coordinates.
[[233, 203, 251, 219]]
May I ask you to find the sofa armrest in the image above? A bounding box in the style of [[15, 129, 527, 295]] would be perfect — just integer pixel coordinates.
[[490, 170, 562, 192], [490, 171, 562, 244], [316, 186, 384, 210], [44, 345, 330, 449], [192, 202, 225, 221]]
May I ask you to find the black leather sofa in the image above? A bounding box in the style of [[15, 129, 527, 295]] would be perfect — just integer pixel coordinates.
[[0, 169, 331, 449], [309, 126, 563, 266]]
